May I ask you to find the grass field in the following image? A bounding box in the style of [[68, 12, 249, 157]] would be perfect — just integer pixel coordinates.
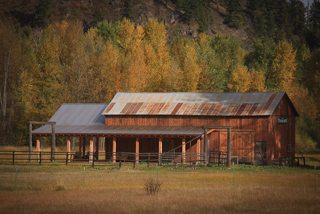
[[0, 146, 320, 213], [0, 163, 319, 214]]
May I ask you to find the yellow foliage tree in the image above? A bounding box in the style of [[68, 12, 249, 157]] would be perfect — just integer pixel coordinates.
[[228, 65, 251, 92], [144, 19, 169, 92], [248, 70, 266, 92], [270, 40, 296, 92], [118, 18, 148, 92]]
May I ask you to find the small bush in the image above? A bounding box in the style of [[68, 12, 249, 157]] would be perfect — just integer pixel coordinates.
[[144, 178, 162, 195], [55, 185, 65, 191]]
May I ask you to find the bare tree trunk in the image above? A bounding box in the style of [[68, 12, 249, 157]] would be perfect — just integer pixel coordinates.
[[0, 50, 11, 145]]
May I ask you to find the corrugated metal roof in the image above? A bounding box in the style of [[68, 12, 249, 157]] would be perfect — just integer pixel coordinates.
[[102, 92, 286, 116], [49, 103, 108, 125], [32, 103, 108, 134], [33, 125, 203, 136]]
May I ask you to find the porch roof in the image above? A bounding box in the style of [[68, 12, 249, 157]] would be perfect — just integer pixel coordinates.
[[32, 125, 204, 137]]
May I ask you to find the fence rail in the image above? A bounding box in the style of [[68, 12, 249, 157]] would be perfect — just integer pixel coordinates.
[[0, 151, 255, 167], [0, 151, 208, 168]]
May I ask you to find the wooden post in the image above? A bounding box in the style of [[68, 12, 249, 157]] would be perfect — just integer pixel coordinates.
[[29, 123, 32, 162], [196, 138, 200, 163], [158, 138, 162, 164], [96, 137, 99, 160], [251, 133, 255, 164], [89, 137, 93, 164], [112, 137, 116, 163], [104, 138, 108, 160], [227, 128, 231, 168], [79, 136, 82, 155], [83, 137, 86, 158], [204, 127, 208, 164], [135, 137, 139, 164], [67, 136, 71, 162], [51, 124, 55, 162], [182, 138, 186, 164], [36, 136, 40, 162]]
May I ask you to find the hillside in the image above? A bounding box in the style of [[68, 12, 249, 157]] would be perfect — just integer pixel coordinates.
[[0, 0, 253, 49]]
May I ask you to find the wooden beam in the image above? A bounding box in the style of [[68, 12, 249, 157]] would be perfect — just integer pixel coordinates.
[[79, 137, 82, 154], [204, 127, 208, 164], [182, 138, 186, 164], [36, 136, 40, 162], [83, 137, 86, 157], [29, 123, 32, 162], [227, 128, 231, 168], [67, 137, 71, 163], [112, 137, 116, 163], [96, 137, 99, 160], [196, 138, 200, 163], [135, 137, 139, 163], [51, 124, 55, 162], [159, 138, 162, 164], [89, 137, 93, 164]]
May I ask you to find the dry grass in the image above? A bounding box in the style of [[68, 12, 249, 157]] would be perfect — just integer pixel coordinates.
[[0, 164, 319, 214]]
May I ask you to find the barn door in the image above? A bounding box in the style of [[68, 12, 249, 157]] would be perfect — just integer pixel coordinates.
[[254, 141, 266, 165]]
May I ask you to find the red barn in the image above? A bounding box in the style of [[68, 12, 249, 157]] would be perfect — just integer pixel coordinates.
[[32, 92, 298, 165]]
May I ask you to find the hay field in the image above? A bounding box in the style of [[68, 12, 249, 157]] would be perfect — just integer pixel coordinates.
[[0, 164, 319, 214]]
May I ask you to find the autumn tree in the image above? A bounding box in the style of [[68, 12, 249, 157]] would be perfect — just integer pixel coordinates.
[[35, 23, 62, 120], [117, 18, 148, 92], [269, 40, 296, 92], [170, 38, 201, 91], [143, 19, 170, 92], [195, 33, 224, 92], [0, 20, 21, 144], [228, 65, 251, 92]]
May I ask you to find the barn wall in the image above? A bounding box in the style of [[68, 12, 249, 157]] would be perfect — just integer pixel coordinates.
[[268, 96, 296, 160], [104, 96, 297, 162]]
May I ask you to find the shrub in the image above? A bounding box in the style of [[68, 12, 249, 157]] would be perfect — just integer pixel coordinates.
[[144, 178, 162, 195]]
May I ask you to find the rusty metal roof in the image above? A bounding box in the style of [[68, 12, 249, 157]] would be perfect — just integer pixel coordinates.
[[33, 125, 203, 136], [103, 92, 287, 116]]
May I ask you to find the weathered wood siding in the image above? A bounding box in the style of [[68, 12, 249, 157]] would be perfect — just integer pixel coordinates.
[[104, 96, 296, 162]]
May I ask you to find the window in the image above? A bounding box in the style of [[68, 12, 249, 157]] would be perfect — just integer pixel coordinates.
[[287, 144, 291, 153]]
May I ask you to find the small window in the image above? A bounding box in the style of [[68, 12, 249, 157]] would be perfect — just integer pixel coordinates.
[[287, 144, 291, 153]]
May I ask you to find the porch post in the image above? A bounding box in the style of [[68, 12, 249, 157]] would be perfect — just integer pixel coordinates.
[[104, 138, 108, 160], [227, 127, 231, 168], [196, 138, 200, 163], [36, 136, 40, 162], [182, 138, 186, 164], [96, 137, 99, 160], [135, 137, 139, 164], [79, 136, 82, 154], [158, 138, 162, 164], [83, 137, 86, 157], [67, 136, 71, 162], [29, 122, 32, 162], [89, 137, 93, 164], [203, 127, 208, 164], [51, 123, 55, 162], [112, 137, 116, 163]]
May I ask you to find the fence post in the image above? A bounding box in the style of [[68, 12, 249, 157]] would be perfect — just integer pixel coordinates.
[[147, 153, 150, 168], [119, 152, 122, 169], [39, 152, 41, 165], [92, 155, 95, 168], [133, 161, 135, 169], [66, 152, 68, 165], [12, 151, 15, 165]]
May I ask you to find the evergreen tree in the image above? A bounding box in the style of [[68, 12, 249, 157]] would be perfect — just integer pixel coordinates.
[[225, 0, 245, 29]]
